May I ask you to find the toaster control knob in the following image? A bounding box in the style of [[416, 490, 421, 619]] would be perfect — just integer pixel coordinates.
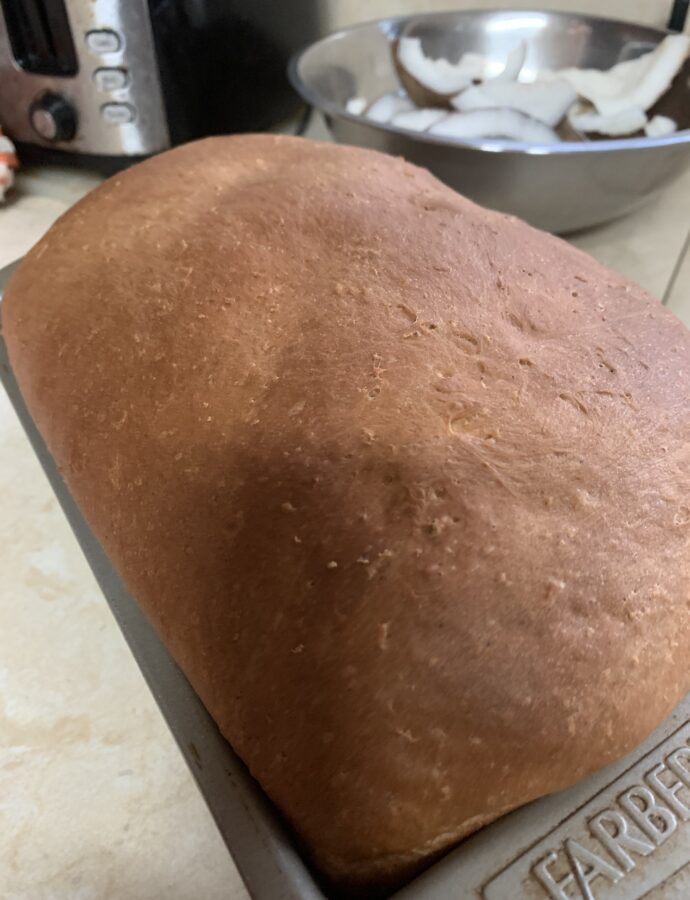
[[29, 93, 78, 143]]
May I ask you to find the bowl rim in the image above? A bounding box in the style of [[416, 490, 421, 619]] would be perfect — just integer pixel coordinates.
[[289, 8, 690, 156]]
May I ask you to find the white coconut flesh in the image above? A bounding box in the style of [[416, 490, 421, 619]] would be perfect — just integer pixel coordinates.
[[366, 93, 415, 123], [391, 108, 449, 131], [645, 114, 678, 138], [493, 40, 527, 82], [550, 33, 690, 117], [397, 37, 499, 95], [396, 37, 528, 96], [356, 32, 686, 144], [428, 109, 559, 143], [451, 78, 577, 127], [346, 96, 368, 116], [568, 106, 647, 136]]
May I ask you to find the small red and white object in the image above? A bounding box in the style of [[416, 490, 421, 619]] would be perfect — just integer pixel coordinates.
[[0, 129, 18, 202]]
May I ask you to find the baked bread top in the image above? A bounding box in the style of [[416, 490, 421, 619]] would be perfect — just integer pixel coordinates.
[[4, 134, 690, 894]]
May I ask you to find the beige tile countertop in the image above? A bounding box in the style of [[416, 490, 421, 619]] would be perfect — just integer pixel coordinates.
[[1, 127, 689, 900]]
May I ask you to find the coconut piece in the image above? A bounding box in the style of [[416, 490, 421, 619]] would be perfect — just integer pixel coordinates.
[[550, 34, 690, 116], [365, 93, 415, 124], [391, 108, 449, 132], [451, 79, 577, 127], [556, 117, 588, 142], [346, 96, 368, 116], [395, 37, 489, 107], [645, 114, 678, 138], [397, 37, 488, 92], [568, 105, 647, 136], [429, 109, 560, 143], [394, 36, 528, 107], [647, 57, 690, 131], [493, 40, 527, 83]]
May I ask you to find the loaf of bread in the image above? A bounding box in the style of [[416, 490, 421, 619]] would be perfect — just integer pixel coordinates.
[[5, 135, 690, 895]]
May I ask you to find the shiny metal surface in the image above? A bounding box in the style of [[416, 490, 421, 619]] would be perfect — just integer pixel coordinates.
[[290, 10, 690, 233], [0, 0, 170, 156]]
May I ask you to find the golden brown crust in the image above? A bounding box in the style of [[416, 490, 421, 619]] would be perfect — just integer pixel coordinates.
[[4, 134, 690, 893]]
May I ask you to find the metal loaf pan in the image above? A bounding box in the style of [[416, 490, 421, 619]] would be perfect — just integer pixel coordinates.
[[3, 258, 690, 900]]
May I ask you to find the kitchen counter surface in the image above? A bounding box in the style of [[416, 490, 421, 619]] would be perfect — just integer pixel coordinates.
[[1, 128, 689, 900]]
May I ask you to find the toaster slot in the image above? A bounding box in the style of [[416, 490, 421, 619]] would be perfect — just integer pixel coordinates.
[[1, 0, 77, 76]]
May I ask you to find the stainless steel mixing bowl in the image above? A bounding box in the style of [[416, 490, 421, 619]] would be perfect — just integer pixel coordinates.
[[289, 10, 690, 233]]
